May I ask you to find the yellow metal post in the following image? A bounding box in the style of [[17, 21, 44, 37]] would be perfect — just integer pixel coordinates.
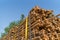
[[25, 17, 28, 40]]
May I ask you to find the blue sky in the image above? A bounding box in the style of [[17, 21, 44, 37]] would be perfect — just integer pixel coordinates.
[[0, 0, 60, 37]]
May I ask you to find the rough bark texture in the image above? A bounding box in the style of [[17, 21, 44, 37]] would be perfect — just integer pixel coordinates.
[[1, 6, 60, 40]]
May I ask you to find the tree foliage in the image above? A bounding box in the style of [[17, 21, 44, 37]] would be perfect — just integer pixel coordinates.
[[1, 33, 6, 38], [18, 14, 25, 24], [1, 14, 25, 38], [5, 27, 9, 34], [5, 21, 17, 34], [21, 14, 25, 20]]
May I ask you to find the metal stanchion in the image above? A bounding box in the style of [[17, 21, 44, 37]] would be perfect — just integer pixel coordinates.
[[25, 17, 28, 40]]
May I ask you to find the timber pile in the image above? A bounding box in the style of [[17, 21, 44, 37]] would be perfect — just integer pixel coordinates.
[[29, 6, 60, 40], [1, 6, 60, 40]]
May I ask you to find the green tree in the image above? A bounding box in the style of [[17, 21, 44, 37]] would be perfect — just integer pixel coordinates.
[[5, 27, 9, 34], [21, 14, 25, 20], [1, 14, 25, 38], [18, 14, 25, 24], [9, 21, 17, 29], [1, 33, 6, 37], [4, 21, 17, 34]]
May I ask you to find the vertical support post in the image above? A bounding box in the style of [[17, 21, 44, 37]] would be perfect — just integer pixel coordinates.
[[25, 17, 28, 40]]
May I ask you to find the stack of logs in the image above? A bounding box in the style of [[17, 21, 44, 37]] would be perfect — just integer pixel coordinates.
[[1, 6, 60, 40], [29, 6, 60, 40]]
